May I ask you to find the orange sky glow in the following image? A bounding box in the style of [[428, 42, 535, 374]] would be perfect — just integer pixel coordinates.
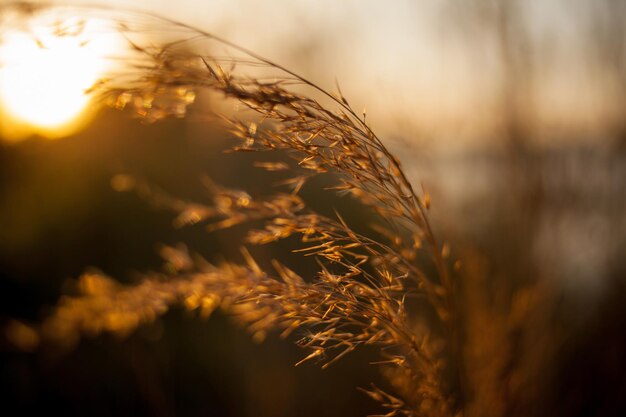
[[0, 0, 623, 146]]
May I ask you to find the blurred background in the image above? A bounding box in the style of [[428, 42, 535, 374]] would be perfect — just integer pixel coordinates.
[[1, 1, 625, 416]]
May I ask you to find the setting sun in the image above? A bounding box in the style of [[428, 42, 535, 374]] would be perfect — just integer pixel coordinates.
[[0, 18, 119, 139]]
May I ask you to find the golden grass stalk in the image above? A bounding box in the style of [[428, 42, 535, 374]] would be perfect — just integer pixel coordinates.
[[1, 3, 555, 417]]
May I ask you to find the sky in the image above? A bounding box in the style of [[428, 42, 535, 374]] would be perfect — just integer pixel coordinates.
[[4, 0, 625, 147]]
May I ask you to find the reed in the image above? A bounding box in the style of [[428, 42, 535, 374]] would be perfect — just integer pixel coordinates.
[[2, 3, 557, 417]]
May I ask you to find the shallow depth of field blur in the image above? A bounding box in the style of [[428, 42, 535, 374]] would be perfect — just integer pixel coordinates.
[[1, 1, 625, 417]]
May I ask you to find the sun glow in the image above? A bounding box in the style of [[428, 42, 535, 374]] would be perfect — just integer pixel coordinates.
[[0, 18, 120, 139]]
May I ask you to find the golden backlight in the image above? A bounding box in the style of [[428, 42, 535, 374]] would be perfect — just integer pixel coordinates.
[[0, 19, 120, 140]]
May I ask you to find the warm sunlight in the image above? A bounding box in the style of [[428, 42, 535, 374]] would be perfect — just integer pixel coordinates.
[[0, 18, 120, 139]]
